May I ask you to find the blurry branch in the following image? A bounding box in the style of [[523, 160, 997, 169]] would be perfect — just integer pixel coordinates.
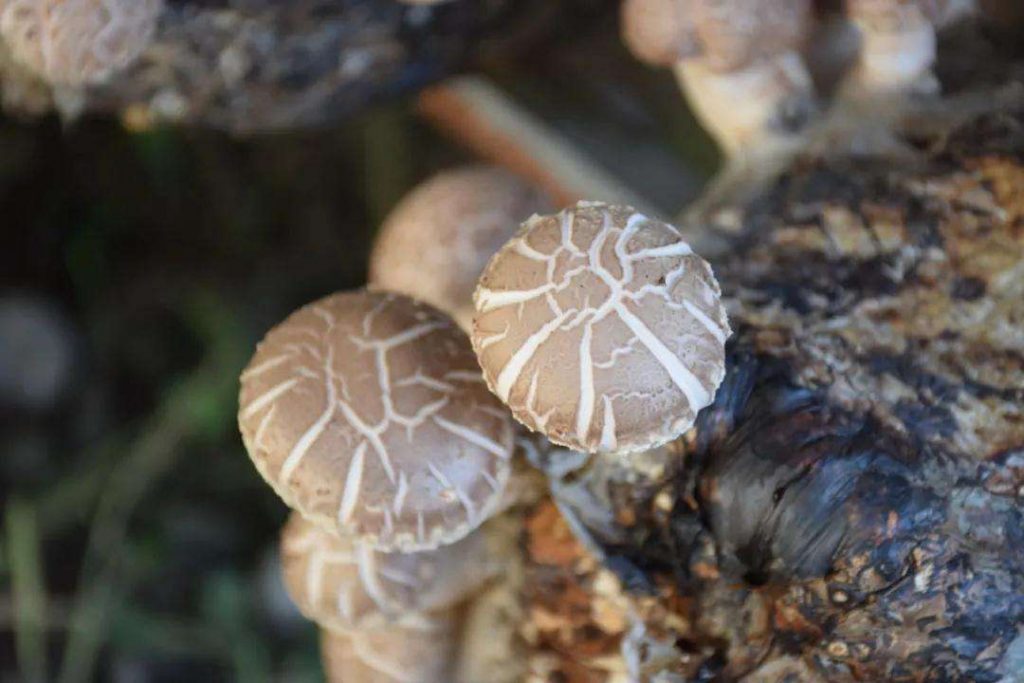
[[5, 498, 49, 683], [418, 76, 659, 214], [57, 293, 248, 683]]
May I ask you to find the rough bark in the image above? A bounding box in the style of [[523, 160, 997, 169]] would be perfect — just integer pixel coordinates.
[[0, 0, 607, 131], [520, 48, 1024, 683]]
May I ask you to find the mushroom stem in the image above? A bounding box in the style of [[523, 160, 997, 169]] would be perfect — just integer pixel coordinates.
[[674, 50, 817, 156]]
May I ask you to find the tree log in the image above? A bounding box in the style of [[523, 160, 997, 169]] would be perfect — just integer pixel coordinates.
[[520, 37, 1024, 683], [0, 0, 609, 131]]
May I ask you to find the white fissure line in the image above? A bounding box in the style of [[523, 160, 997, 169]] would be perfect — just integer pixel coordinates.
[[339, 441, 368, 525], [241, 377, 299, 419], [575, 322, 596, 445], [684, 300, 729, 345], [433, 415, 510, 460], [337, 400, 396, 484], [615, 302, 710, 410], [240, 352, 295, 380], [280, 347, 337, 484], [600, 396, 618, 451], [392, 471, 410, 517], [494, 308, 573, 401]]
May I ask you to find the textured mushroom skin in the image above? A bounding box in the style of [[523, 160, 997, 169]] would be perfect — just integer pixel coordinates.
[[369, 166, 552, 328], [0, 0, 161, 86], [280, 513, 497, 632], [238, 290, 513, 552], [472, 202, 730, 454]]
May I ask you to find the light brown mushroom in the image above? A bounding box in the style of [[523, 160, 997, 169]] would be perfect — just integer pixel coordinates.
[[320, 616, 458, 683], [0, 0, 162, 86], [280, 512, 500, 633], [842, 0, 975, 96], [238, 290, 514, 552], [621, 0, 816, 154], [471, 202, 730, 454], [369, 166, 553, 330]]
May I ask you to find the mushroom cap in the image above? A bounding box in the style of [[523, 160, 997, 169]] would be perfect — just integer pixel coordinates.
[[620, 0, 812, 72], [238, 290, 514, 552], [620, 0, 701, 68], [694, 0, 813, 72], [320, 620, 457, 683], [0, 0, 162, 86], [471, 202, 730, 454], [369, 166, 552, 330], [280, 513, 498, 632]]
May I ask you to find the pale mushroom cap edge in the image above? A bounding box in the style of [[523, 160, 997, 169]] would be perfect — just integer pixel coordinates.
[[471, 201, 730, 454]]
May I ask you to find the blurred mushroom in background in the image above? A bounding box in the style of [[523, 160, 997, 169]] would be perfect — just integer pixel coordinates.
[[369, 166, 554, 330], [621, 0, 818, 156]]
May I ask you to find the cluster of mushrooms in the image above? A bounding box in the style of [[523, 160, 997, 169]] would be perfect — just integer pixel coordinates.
[[237, 167, 731, 681], [621, 0, 979, 182]]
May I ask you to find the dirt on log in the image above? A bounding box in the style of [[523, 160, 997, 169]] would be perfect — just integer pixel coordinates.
[[0, 0, 609, 131], [521, 95, 1024, 683]]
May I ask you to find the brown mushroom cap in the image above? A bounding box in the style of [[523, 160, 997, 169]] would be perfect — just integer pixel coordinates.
[[471, 202, 730, 454], [694, 0, 813, 72], [620, 0, 701, 68], [239, 290, 514, 552], [320, 618, 457, 683], [621, 0, 812, 72], [280, 513, 498, 632], [369, 166, 552, 330], [0, 0, 162, 86]]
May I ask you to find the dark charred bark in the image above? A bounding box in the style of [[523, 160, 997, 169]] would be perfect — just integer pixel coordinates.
[[524, 68, 1024, 683], [0, 0, 610, 132]]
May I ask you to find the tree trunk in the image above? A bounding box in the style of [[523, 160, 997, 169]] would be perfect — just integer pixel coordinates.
[[519, 24, 1024, 683]]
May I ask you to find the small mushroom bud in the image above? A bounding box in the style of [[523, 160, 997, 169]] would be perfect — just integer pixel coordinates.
[[320, 616, 458, 683], [369, 166, 553, 330], [238, 290, 514, 552], [0, 0, 162, 86], [621, 0, 816, 154], [280, 513, 499, 633], [471, 202, 730, 454]]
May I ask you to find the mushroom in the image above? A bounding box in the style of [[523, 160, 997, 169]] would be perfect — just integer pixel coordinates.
[[621, 0, 817, 155], [0, 0, 162, 86], [238, 290, 515, 552], [279, 512, 501, 633], [471, 201, 730, 455], [320, 615, 458, 683], [369, 166, 553, 331], [842, 0, 975, 96]]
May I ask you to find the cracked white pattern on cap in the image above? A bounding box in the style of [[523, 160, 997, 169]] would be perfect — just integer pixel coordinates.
[[471, 202, 730, 454], [320, 621, 457, 683], [0, 0, 162, 86], [238, 290, 514, 552], [280, 514, 497, 633], [369, 166, 552, 329]]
